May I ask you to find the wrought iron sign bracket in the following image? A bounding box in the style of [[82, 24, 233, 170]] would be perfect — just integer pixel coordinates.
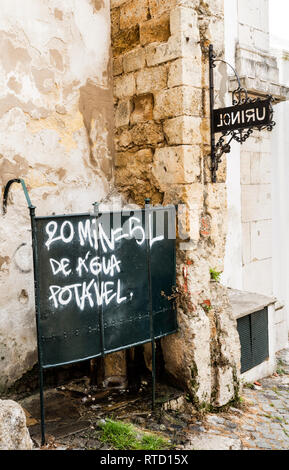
[[209, 44, 276, 183]]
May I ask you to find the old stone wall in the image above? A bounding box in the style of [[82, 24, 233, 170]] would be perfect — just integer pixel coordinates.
[[110, 0, 240, 407], [0, 0, 241, 407], [0, 0, 113, 390]]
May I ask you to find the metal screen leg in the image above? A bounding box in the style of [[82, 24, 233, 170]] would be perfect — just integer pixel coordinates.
[[39, 367, 45, 446], [151, 340, 156, 411]]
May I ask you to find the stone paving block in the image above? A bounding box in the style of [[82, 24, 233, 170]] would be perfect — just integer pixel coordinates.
[[185, 434, 242, 451], [242, 426, 256, 433], [206, 415, 226, 426]]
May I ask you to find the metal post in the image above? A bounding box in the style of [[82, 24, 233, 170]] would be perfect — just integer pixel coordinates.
[[209, 44, 217, 183], [145, 198, 156, 411], [2, 179, 46, 444], [93, 203, 105, 359], [29, 205, 46, 446]]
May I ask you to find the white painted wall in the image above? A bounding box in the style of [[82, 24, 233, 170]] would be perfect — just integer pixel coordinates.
[[222, 0, 243, 290], [271, 52, 289, 350], [223, 0, 289, 352]]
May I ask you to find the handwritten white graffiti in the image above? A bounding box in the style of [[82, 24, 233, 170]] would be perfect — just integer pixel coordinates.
[[45, 214, 164, 311]]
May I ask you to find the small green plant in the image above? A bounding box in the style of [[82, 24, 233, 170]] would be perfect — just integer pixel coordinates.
[[97, 419, 173, 451], [210, 268, 222, 282], [244, 382, 254, 390], [200, 299, 212, 312]]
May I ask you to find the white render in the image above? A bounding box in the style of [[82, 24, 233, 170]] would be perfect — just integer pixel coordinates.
[[223, 0, 289, 375]]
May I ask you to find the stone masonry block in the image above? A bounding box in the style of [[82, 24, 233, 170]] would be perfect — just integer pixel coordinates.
[[135, 148, 154, 163], [136, 65, 167, 93], [111, 7, 120, 37], [148, 0, 174, 18], [250, 219, 272, 261], [170, 6, 199, 37], [163, 116, 202, 145], [205, 0, 224, 16], [114, 73, 136, 99], [115, 148, 153, 168], [206, 17, 224, 53], [119, 0, 149, 30], [205, 183, 227, 212], [123, 47, 146, 73], [241, 184, 272, 223], [113, 56, 123, 76], [153, 86, 202, 119], [112, 25, 140, 56], [115, 151, 134, 168], [243, 258, 273, 295], [250, 152, 272, 184], [168, 56, 202, 88], [152, 145, 201, 190], [130, 121, 164, 146], [148, 0, 198, 18], [115, 99, 132, 127], [140, 13, 170, 45], [130, 93, 154, 124], [145, 34, 201, 67], [213, 367, 235, 407], [111, 0, 128, 8]]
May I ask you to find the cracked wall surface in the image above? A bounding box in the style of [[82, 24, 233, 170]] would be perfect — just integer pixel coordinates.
[[0, 0, 113, 390]]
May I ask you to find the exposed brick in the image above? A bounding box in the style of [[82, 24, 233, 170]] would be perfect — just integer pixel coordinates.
[[140, 14, 170, 45]]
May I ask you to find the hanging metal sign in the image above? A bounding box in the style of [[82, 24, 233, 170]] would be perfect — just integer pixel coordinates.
[[209, 44, 276, 183], [3, 180, 177, 445], [213, 98, 272, 134]]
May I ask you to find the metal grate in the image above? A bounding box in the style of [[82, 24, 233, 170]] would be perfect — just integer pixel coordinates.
[[237, 308, 269, 374]]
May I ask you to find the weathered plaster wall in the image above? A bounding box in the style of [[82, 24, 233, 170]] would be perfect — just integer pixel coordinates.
[[0, 0, 113, 390], [111, 0, 240, 407]]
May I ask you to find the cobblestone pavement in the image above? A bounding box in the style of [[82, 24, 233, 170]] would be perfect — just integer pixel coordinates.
[[18, 348, 289, 451], [185, 348, 289, 450]]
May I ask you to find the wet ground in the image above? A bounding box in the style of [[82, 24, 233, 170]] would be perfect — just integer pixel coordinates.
[[7, 348, 289, 451]]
